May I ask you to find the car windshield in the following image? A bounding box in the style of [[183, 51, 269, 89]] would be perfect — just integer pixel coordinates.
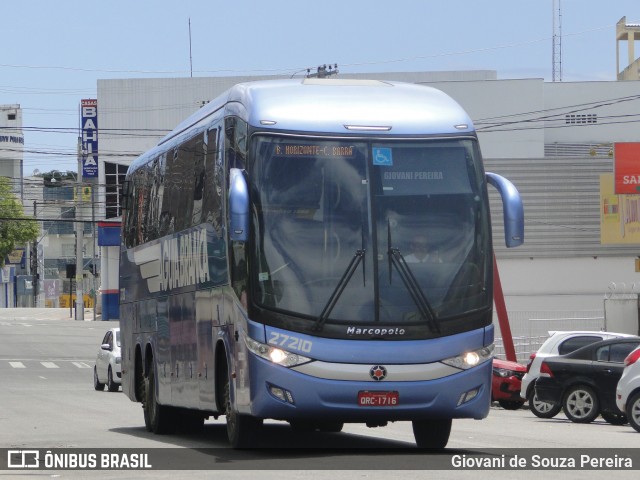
[[249, 136, 490, 329]]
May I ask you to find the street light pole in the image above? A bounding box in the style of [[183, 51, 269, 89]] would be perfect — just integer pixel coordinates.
[[75, 137, 84, 321]]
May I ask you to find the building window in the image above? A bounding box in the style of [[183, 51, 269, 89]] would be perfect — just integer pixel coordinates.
[[565, 114, 597, 124], [104, 162, 128, 219], [8, 113, 16, 120]]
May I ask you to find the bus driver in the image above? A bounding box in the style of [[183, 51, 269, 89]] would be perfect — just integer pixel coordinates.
[[404, 234, 442, 263]]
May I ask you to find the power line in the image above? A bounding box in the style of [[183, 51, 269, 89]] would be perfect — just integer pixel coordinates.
[[0, 23, 616, 80]]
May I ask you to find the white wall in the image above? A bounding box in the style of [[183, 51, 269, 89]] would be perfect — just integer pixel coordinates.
[[497, 256, 639, 311], [429, 79, 545, 159], [543, 80, 640, 145]]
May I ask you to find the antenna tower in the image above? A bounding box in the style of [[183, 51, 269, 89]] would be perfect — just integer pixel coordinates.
[[552, 0, 562, 81]]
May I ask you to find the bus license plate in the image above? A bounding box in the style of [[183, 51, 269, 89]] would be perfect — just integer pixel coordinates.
[[358, 391, 399, 406]]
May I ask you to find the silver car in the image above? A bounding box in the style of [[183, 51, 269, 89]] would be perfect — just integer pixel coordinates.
[[94, 327, 121, 392]]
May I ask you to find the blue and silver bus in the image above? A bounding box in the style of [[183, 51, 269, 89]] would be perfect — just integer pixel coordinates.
[[119, 78, 523, 448]]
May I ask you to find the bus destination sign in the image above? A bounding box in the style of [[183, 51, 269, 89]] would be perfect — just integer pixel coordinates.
[[275, 144, 356, 157]]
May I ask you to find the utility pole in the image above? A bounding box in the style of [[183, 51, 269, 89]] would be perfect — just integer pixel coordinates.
[[31, 201, 38, 307], [75, 137, 84, 321], [91, 183, 96, 322]]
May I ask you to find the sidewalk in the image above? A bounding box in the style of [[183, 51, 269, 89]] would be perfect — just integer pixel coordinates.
[[0, 307, 103, 322]]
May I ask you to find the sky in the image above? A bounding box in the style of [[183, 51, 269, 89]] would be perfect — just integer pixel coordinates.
[[1, 0, 638, 174]]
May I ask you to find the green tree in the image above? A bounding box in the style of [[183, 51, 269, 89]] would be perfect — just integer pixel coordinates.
[[0, 177, 39, 267]]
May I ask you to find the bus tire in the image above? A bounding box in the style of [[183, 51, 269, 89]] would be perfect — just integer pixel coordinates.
[[143, 360, 176, 434], [412, 418, 451, 449], [223, 371, 261, 448]]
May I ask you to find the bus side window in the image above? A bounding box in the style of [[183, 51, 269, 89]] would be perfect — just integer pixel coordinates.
[[225, 117, 247, 170], [123, 177, 136, 248], [202, 125, 223, 235], [159, 149, 176, 237], [230, 241, 248, 307], [192, 133, 206, 226], [173, 138, 197, 231], [146, 156, 163, 241]]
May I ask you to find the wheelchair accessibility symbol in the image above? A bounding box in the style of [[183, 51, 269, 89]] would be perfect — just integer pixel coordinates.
[[373, 147, 393, 166]]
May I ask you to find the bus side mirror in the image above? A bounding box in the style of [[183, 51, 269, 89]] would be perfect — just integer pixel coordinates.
[[229, 168, 249, 242], [486, 172, 524, 248]]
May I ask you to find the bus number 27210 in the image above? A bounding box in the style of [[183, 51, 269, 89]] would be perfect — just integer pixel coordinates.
[[268, 332, 313, 353]]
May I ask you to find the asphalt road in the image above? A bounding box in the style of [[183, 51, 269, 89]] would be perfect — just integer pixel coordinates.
[[0, 309, 638, 479]]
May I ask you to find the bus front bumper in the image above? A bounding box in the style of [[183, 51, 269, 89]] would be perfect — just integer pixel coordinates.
[[244, 354, 492, 422]]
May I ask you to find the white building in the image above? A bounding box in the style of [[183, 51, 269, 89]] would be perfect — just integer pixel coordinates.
[[0, 104, 24, 307], [0, 104, 23, 194]]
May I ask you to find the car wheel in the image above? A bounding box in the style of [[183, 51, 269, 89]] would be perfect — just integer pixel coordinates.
[[626, 391, 640, 433], [93, 366, 105, 391], [107, 366, 119, 392], [222, 366, 262, 448], [412, 418, 451, 449], [601, 411, 627, 425], [143, 360, 177, 434], [528, 390, 561, 418], [498, 400, 524, 410], [563, 385, 600, 423]]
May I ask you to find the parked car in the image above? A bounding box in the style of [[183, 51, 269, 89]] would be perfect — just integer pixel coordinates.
[[535, 337, 640, 424], [94, 327, 121, 392], [520, 330, 635, 418], [616, 346, 640, 432], [492, 358, 526, 410]]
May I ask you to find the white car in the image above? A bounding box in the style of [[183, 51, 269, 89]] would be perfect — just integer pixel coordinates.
[[520, 330, 634, 418], [94, 327, 121, 392], [616, 346, 640, 432]]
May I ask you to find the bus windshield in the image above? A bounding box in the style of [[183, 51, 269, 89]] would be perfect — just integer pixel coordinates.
[[250, 136, 490, 330]]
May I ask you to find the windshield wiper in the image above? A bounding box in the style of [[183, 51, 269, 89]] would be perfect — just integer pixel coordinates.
[[312, 248, 365, 332], [387, 222, 440, 334]]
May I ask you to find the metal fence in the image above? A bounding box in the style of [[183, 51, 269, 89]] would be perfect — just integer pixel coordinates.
[[493, 310, 605, 363]]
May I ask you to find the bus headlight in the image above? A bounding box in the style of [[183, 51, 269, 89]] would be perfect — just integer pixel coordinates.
[[245, 337, 312, 367], [441, 344, 494, 370]]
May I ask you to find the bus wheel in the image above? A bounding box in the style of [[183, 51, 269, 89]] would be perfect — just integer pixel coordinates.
[[223, 376, 261, 448], [143, 361, 176, 434], [412, 419, 451, 449]]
